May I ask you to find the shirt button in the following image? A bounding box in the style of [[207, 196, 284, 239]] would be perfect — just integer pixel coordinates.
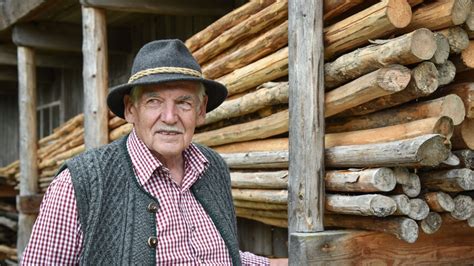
[[147, 237, 158, 248], [147, 202, 159, 213]]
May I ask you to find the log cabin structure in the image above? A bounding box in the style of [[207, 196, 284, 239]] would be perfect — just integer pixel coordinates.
[[0, 0, 473, 264]]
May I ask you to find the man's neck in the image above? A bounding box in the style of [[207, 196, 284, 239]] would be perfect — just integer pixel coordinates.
[[157, 153, 185, 186]]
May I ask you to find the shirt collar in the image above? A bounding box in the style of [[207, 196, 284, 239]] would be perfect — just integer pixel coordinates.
[[126, 128, 209, 186]]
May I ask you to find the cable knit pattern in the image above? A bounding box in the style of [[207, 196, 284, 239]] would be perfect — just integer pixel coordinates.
[[61, 136, 241, 265]]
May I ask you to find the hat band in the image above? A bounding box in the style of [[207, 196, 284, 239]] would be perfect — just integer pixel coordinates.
[[128, 67, 202, 83]]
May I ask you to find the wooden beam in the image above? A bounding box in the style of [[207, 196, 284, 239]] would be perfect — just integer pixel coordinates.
[[0, 66, 53, 83], [290, 223, 474, 264], [80, 0, 232, 16], [82, 7, 109, 149], [0, 0, 56, 31], [17, 46, 38, 260], [12, 22, 130, 53], [0, 45, 82, 69], [288, 0, 325, 238]]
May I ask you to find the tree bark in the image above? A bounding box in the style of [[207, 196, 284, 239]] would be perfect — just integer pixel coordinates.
[[326, 194, 397, 217], [325, 65, 411, 117], [213, 138, 288, 154], [436, 82, 474, 118], [230, 171, 288, 189], [323, 0, 365, 21], [203, 82, 288, 126], [326, 94, 465, 134], [324, 0, 412, 59], [216, 47, 288, 96], [437, 26, 470, 54], [337, 61, 439, 117], [193, 0, 287, 64], [233, 200, 287, 210], [453, 149, 474, 168], [184, 0, 274, 52], [419, 168, 474, 192], [325, 28, 435, 89], [452, 118, 474, 149], [325, 168, 396, 192], [202, 20, 288, 79]]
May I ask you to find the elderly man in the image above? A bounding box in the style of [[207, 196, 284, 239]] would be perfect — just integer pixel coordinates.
[[22, 40, 288, 265]]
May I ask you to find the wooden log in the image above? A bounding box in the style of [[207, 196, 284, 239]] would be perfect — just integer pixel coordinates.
[[214, 138, 288, 154], [17, 46, 38, 258], [235, 207, 286, 220], [325, 117, 454, 148], [438, 26, 470, 54], [185, 0, 274, 52], [337, 61, 439, 117], [436, 82, 474, 118], [408, 198, 430, 220], [326, 94, 465, 134], [202, 20, 288, 79], [203, 82, 288, 126], [393, 167, 410, 185], [193, 1, 287, 64], [325, 168, 396, 192], [450, 194, 473, 220], [193, 109, 288, 147], [419, 168, 474, 192], [420, 212, 443, 234], [431, 32, 451, 64], [108, 115, 126, 130], [326, 194, 396, 217], [468, 215, 474, 227], [402, 0, 472, 32], [323, 0, 412, 59], [109, 123, 132, 141], [325, 28, 436, 89], [325, 65, 411, 117], [466, 2, 474, 31], [422, 191, 455, 212], [325, 134, 450, 168], [230, 171, 288, 189], [216, 47, 288, 97], [393, 172, 421, 198], [39, 128, 84, 160], [452, 118, 474, 149], [80, 0, 232, 16], [82, 6, 109, 149], [235, 210, 288, 228], [436, 60, 457, 86], [453, 149, 474, 168], [221, 150, 289, 169], [232, 188, 287, 204], [324, 215, 419, 243], [38, 114, 84, 146], [233, 200, 287, 211], [391, 194, 412, 215]]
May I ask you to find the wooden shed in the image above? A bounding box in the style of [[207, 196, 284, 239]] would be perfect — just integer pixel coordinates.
[[0, 0, 473, 264]]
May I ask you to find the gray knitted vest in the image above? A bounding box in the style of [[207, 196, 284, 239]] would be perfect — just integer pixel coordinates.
[[63, 136, 241, 265]]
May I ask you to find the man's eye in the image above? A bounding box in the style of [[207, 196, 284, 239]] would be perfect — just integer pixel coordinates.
[[178, 101, 192, 110], [145, 99, 161, 106]]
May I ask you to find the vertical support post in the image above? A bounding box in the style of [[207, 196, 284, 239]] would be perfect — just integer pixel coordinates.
[[82, 6, 109, 149], [17, 46, 38, 260], [288, 0, 325, 262]]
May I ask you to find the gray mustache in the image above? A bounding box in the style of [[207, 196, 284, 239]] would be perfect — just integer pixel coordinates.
[[156, 125, 184, 134]]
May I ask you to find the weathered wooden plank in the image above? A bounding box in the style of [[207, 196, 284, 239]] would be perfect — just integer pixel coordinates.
[[288, 0, 325, 234], [289, 223, 474, 264], [12, 22, 130, 53], [80, 0, 232, 15], [82, 7, 109, 149], [0, 0, 52, 31], [17, 46, 38, 259], [0, 45, 82, 69]]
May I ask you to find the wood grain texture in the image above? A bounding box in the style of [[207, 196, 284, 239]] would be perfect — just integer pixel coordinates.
[[82, 7, 109, 149], [288, 0, 325, 234]]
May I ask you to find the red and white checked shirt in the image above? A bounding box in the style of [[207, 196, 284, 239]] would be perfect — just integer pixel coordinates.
[[22, 130, 269, 265]]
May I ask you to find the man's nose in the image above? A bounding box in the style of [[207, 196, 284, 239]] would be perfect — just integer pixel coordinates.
[[160, 102, 178, 124]]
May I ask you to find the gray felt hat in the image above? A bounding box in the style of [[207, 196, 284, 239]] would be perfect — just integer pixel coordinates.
[[107, 39, 228, 118]]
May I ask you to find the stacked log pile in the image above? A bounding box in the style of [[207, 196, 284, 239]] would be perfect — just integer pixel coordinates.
[[0, 0, 473, 244]]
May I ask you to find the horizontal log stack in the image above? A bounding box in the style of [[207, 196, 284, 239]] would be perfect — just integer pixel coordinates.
[[0, 0, 473, 245]]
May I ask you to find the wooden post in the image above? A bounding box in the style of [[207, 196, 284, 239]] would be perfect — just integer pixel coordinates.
[[288, 0, 325, 263], [82, 6, 109, 149], [17, 46, 38, 260]]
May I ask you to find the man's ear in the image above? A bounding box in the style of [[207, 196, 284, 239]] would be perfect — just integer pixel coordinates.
[[123, 95, 135, 124], [196, 95, 208, 126]]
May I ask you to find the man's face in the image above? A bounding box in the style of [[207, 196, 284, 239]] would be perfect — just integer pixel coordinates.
[[124, 81, 207, 162]]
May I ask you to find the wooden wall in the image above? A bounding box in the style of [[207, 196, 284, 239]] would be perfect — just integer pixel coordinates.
[[0, 93, 19, 166]]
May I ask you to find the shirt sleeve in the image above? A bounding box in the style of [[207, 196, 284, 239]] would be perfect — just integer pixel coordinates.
[[22, 169, 83, 265], [239, 250, 270, 266]]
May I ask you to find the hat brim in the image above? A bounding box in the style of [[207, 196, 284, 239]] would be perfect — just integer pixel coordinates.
[[107, 73, 228, 119]]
